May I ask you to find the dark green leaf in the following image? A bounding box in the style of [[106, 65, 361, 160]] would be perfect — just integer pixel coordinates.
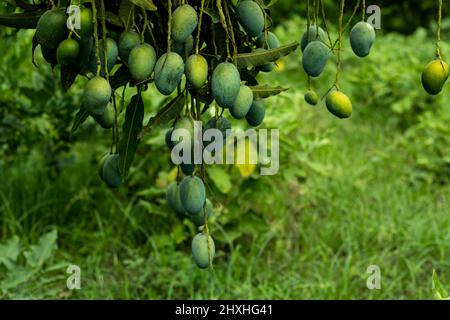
[[129, 0, 157, 11], [71, 107, 90, 135], [250, 85, 288, 99], [236, 42, 299, 69], [31, 33, 38, 67], [61, 64, 81, 91], [203, 8, 220, 24], [118, 93, 145, 179]]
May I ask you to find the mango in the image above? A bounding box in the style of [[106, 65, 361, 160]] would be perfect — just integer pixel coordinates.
[[154, 52, 185, 95], [171, 35, 194, 58], [302, 40, 329, 77], [304, 90, 319, 106], [256, 31, 280, 49], [230, 85, 254, 119], [204, 116, 231, 150], [118, 31, 141, 61], [101, 154, 122, 188], [185, 54, 208, 89], [236, 0, 265, 37], [89, 38, 118, 76], [179, 176, 206, 215], [93, 102, 115, 129], [84, 76, 111, 115], [128, 43, 156, 81], [350, 21, 376, 58], [192, 233, 215, 269], [421, 59, 449, 95], [36, 9, 67, 49], [77, 7, 93, 41], [56, 38, 80, 65], [172, 4, 198, 43], [211, 62, 240, 108], [166, 182, 187, 216], [326, 91, 352, 119], [246, 100, 265, 127], [300, 25, 327, 52], [191, 199, 213, 227]]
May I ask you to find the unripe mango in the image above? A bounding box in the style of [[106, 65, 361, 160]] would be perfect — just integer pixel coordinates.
[[304, 90, 319, 106], [192, 233, 215, 269], [421, 59, 449, 95], [326, 91, 352, 119], [128, 43, 156, 81], [180, 176, 206, 215], [211, 62, 240, 108], [173, 116, 195, 151], [89, 38, 118, 76], [350, 21, 376, 58], [230, 85, 254, 119], [118, 31, 141, 61], [256, 31, 280, 49], [84, 76, 111, 115], [56, 38, 80, 65], [171, 35, 194, 58], [302, 40, 329, 77], [204, 116, 231, 151], [93, 102, 115, 129], [172, 4, 198, 43], [191, 199, 213, 226], [185, 54, 208, 89], [301, 25, 327, 52], [236, 0, 265, 37], [154, 52, 185, 95], [246, 100, 265, 127], [166, 182, 187, 216], [36, 9, 67, 49], [78, 7, 93, 41], [101, 154, 122, 188]]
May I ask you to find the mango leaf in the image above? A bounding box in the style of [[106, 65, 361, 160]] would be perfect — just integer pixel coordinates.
[[203, 8, 220, 24], [24, 230, 58, 268], [118, 93, 144, 179], [71, 107, 90, 135], [110, 65, 132, 89], [31, 34, 38, 67], [0, 236, 20, 270], [139, 93, 185, 138], [207, 166, 232, 194], [129, 0, 157, 11], [61, 64, 81, 91], [432, 270, 449, 300], [250, 85, 288, 99], [236, 42, 299, 69]]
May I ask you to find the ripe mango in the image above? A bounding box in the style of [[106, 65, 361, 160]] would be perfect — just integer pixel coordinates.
[[421, 59, 449, 95], [326, 91, 353, 119]]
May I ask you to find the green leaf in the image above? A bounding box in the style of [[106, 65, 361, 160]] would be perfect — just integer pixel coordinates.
[[118, 93, 145, 179], [110, 65, 132, 90], [203, 8, 220, 24], [236, 42, 299, 69], [60, 64, 81, 91], [71, 107, 90, 135], [207, 166, 232, 194], [129, 0, 157, 11], [138, 93, 185, 139], [0, 236, 20, 270], [250, 85, 288, 99], [432, 269, 449, 300], [24, 230, 58, 268]]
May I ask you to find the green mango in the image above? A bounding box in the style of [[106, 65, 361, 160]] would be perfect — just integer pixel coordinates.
[[421, 59, 449, 95], [350, 21, 376, 58], [302, 40, 329, 77], [300, 25, 327, 52], [204, 116, 231, 151], [230, 85, 254, 119], [304, 90, 319, 106], [36, 9, 67, 49], [326, 91, 352, 119], [56, 38, 80, 65], [77, 7, 93, 42], [246, 100, 265, 127], [83, 76, 111, 115], [185, 54, 208, 89], [256, 31, 280, 49], [166, 182, 187, 216], [171, 35, 194, 59], [192, 233, 215, 269], [191, 199, 213, 226], [89, 38, 118, 76], [93, 102, 115, 129], [154, 52, 185, 95], [172, 4, 198, 43], [101, 154, 122, 188], [179, 176, 206, 215], [128, 43, 156, 81], [41, 45, 57, 65], [236, 0, 265, 37], [118, 31, 141, 61], [211, 62, 241, 108]]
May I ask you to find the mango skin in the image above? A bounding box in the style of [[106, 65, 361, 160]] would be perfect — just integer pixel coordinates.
[[326, 91, 353, 119], [78, 7, 93, 42], [350, 21, 376, 58], [128, 43, 157, 81], [179, 176, 206, 215], [191, 199, 213, 226], [118, 31, 141, 61], [93, 102, 115, 129], [211, 62, 241, 108], [256, 31, 280, 49], [166, 182, 187, 216], [76, 37, 93, 69], [302, 40, 329, 77], [301, 25, 327, 52], [171, 35, 194, 59], [185, 54, 208, 89], [36, 9, 67, 49], [89, 38, 118, 76], [421, 59, 449, 95], [192, 233, 215, 269], [246, 100, 265, 127], [172, 4, 198, 43], [236, 0, 265, 37], [304, 90, 319, 106], [154, 52, 185, 95], [84, 76, 111, 116], [230, 85, 254, 119], [101, 154, 122, 188], [56, 38, 80, 65], [173, 116, 195, 151]]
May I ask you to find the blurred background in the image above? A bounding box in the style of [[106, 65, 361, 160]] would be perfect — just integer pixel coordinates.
[[0, 0, 449, 299]]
